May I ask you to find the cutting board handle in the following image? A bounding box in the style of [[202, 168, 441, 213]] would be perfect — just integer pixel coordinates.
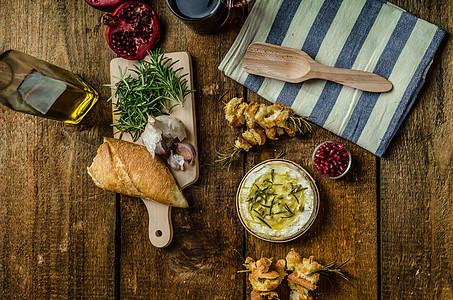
[[141, 198, 173, 248]]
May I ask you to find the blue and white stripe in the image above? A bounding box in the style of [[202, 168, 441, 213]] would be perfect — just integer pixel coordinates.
[[219, 0, 445, 156]]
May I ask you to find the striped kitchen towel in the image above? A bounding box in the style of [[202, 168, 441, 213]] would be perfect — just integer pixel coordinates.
[[219, 0, 445, 156]]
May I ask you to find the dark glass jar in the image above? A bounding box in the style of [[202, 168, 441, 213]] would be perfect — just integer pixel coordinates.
[[166, 0, 250, 34]]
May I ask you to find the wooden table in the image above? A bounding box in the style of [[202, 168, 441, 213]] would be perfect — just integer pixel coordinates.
[[0, 1, 451, 299]]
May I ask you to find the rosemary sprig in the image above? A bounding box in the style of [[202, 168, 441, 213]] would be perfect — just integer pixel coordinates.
[[263, 179, 273, 185], [254, 184, 265, 192], [253, 208, 264, 217], [284, 203, 293, 215], [275, 150, 286, 159], [289, 184, 307, 204], [290, 184, 306, 194], [318, 258, 351, 281], [256, 215, 272, 229], [269, 196, 277, 215], [289, 116, 312, 135], [246, 193, 259, 203], [291, 193, 299, 204], [218, 90, 230, 104], [215, 146, 244, 170], [107, 48, 194, 141]]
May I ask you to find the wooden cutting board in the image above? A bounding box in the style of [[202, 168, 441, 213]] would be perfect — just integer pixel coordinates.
[[110, 52, 198, 248]]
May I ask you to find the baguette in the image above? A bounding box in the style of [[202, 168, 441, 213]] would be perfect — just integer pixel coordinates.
[[87, 137, 188, 208]]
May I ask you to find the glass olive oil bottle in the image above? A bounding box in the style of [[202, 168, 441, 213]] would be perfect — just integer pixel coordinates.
[[0, 50, 98, 124]]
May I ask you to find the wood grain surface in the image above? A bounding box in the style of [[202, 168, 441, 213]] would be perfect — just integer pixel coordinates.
[[117, 2, 246, 299], [0, 1, 117, 299], [0, 1, 451, 300], [243, 108, 379, 299], [380, 1, 453, 299]]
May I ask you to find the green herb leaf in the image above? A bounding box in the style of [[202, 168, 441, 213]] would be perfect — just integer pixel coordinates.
[[269, 197, 276, 215], [290, 193, 299, 204], [284, 203, 294, 215], [256, 215, 272, 229], [107, 49, 195, 141], [253, 208, 264, 217], [263, 179, 273, 185]]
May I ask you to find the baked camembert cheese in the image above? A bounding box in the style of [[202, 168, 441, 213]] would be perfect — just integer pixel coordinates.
[[238, 160, 316, 240]]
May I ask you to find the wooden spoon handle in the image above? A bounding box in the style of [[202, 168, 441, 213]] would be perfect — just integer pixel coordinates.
[[309, 64, 392, 92]]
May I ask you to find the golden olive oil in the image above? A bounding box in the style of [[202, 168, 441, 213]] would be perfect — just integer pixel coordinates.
[[0, 50, 98, 124]]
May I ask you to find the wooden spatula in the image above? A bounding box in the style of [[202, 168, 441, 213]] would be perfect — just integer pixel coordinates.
[[243, 42, 392, 93]]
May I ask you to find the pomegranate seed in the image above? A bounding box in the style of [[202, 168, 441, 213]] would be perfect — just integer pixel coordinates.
[[103, 1, 160, 60], [313, 141, 350, 178]]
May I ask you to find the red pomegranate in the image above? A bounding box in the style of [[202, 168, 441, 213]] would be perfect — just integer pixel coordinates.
[[85, 0, 128, 12], [102, 1, 160, 60]]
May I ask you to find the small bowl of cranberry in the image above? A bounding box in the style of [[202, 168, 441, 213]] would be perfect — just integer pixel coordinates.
[[312, 141, 351, 179]]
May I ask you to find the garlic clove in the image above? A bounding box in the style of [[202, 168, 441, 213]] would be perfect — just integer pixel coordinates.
[[154, 140, 169, 155], [167, 150, 185, 171], [175, 142, 196, 164]]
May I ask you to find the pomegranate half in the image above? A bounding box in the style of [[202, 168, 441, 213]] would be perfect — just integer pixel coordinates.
[[103, 1, 160, 60], [85, 0, 128, 12]]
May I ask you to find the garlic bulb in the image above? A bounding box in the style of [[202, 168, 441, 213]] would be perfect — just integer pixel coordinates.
[[141, 115, 187, 157], [141, 122, 163, 158], [149, 115, 187, 141]]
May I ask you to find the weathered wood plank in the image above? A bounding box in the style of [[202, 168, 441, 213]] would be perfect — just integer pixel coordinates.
[[380, 1, 453, 299], [243, 90, 378, 299], [0, 0, 450, 299], [118, 2, 247, 299], [0, 1, 116, 299]]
